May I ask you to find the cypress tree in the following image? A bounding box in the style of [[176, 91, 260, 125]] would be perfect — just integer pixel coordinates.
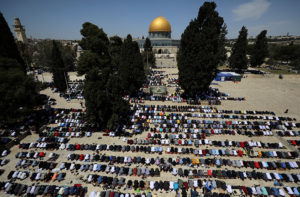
[[229, 26, 248, 71], [0, 13, 38, 126], [177, 2, 226, 97], [250, 30, 268, 67], [50, 40, 68, 92], [78, 23, 130, 130], [119, 34, 145, 96], [109, 36, 123, 71], [143, 38, 156, 68]]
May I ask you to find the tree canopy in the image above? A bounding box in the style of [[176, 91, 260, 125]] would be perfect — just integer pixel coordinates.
[[33, 40, 75, 71], [250, 30, 268, 67], [78, 22, 135, 130], [229, 26, 248, 71], [177, 2, 226, 97], [119, 35, 145, 96], [142, 38, 156, 68], [0, 13, 38, 126], [50, 40, 68, 92]]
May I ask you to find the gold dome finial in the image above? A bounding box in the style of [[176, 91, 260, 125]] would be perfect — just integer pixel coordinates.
[[149, 16, 171, 32]]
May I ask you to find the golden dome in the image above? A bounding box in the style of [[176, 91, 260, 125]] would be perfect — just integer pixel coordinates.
[[149, 16, 171, 32]]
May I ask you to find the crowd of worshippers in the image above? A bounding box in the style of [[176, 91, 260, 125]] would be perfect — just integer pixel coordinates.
[[89, 190, 153, 197], [238, 185, 300, 196], [83, 176, 228, 193], [89, 189, 233, 197], [7, 170, 67, 182], [17, 140, 299, 159], [15, 151, 60, 160], [144, 70, 166, 87], [60, 162, 161, 177], [131, 105, 296, 124], [132, 104, 277, 114], [167, 78, 179, 87], [48, 80, 84, 101], [15, 159, 57, 170], [14, 150, 300, 173], [129, 107, 299, 135], [139, 134, 284, 149], [1, 181, 87, 196], [12, 156, 300, 184]]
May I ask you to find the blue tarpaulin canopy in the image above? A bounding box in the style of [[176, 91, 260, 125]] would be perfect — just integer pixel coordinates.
[[215, 72, 242, 82]]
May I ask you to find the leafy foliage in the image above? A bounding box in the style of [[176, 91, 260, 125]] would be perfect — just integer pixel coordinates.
[[50, 41, 68, 92], [142, 38, 156, 68], [250, 30, 268, 67], [16, 41, 33, 70], [109, 36, 123, 71], [229, 26, 248, 71], [0, 13, 38, 126], [269, 42, 300, 65], [0, 58, 38, 125], [78, 23, 132, 130], [33, 40, 75, 71], [177, 2, 226, 97], [119, 35, 146, 96]]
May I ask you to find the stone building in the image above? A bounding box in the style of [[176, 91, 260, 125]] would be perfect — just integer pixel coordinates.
[[14, 17, 27, 43]]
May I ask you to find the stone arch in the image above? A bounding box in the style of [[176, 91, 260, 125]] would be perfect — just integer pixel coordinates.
[[158, 49, 162, 54]]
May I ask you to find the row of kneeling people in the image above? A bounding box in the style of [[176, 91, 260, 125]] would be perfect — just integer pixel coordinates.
[[83, 175, 227, 192], [90, 191, 153, 197], [134, 111, 295, 127], [15, 151, 58, 159], [90, 190, 231, 197], [238, 185, 300, 196], [139, 111, 287, 122], [1, 181, 87, 196], [171, 168, 300, 182], [279, 130, 300, 137], [36, 136, 69, 143], [18, 143, 298, 159], [65, 153, 300, 171], [142, 135, 284, 149], [39, 131, 92, 138], [59, 162, 161, 177], [133, 104, 274, 115], [190, 113, 292, 121], [150, 127, 276, 137], [16, 159, 57, 169], [15, 151, 46, 159], [7, 170, 66, 182]]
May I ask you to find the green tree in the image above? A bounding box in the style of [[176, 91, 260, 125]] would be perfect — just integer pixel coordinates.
[[0, 58, 38, 125], [142, 38, 156, 69], [109, 36, 123, 71], [250, 30, 268, 67], [77, 51, 101, 75], [0, 12, 26, 72], [0, 13, 38, 126], [177, 2, 226, 97], [229, 26, 248, 71], [119, 34, 145, 96], [50, 40, 68, 92], [16, 41, 33, 70], [78, 22, 130, 130], [33, 40, 75, 71]]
